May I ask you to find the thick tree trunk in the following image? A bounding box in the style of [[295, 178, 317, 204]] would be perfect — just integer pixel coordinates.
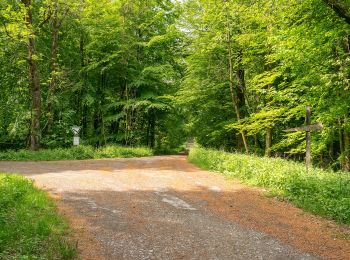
[[22, 0, 41, 150], [29, 37, 41, 150]]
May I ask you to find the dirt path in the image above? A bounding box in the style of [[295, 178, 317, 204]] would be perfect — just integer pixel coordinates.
[[0, 156, 349, 260]]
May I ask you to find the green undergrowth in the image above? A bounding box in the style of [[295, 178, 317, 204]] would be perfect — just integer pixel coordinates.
[[189, 147, 350, 225], [0, 174, 76, 259], [0, 145, 153, 161]]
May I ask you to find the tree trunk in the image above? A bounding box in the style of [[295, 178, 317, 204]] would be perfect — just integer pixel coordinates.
[[236, 53, 247, 110], [46, 0, 60, 133], [254, 135, 257, 155], [305, 107, 312, 172], [124, 82, 130, 146], [227, 30, 249, 154], [343, 117, 350, 171], [339, 121, 344, 157], [329, 130, 334, 161], [22, 0, 41, 150], [344, 131, 350, 171], [265, 128, 272, 157], [148, 111, 155, 148], [99, 72, 107, 146], [265, 84, 273, 157], [79, 31, 88, 137]]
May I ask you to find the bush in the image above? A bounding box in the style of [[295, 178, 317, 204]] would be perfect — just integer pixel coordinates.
[[189, 147, 350, 225], [0, 145, 153, 161], [0, 174, 76, 259], [95, 145, 153, 158]]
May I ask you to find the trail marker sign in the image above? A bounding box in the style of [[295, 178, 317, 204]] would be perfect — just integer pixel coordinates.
[[71, 126, 81, 146], [284, 107, 323, 172]]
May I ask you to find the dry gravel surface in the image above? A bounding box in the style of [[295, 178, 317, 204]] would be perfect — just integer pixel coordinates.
[[0, 156, 349, 260]]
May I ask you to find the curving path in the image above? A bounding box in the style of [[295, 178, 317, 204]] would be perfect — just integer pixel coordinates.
[[0, 156, 349, 259]]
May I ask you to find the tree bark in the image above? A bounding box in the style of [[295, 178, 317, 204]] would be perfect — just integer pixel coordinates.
[[339, 120, 344, 157], [265, 128, 272, 157], [236, 52, 247, 110], [305, 107, 312, 172], [344, 129, 350, 171], [79, 30, 88, 137], [149, 112, 155, 149], [265, 84, 273, 157], [22, 0, 41, 150], [227, 30, 249, 154]]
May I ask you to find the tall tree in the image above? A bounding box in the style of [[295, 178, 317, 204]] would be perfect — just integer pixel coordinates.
[[21, 0, 41, 150]]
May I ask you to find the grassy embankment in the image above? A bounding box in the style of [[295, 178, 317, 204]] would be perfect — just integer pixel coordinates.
[[0, 174, 76, 259], [189, 147, 350, 225], [0, 146, 153, 258], [0, 145, 153, 161]]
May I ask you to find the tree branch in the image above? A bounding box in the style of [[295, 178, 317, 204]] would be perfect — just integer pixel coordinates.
[[57, 8, 69, 29], [323, 0, 350, 24], [0, 19, 15, 40], [38, 6, 52, 28]]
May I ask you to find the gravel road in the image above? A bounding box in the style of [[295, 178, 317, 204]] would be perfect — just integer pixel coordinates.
[[0, 156, 349, 260]]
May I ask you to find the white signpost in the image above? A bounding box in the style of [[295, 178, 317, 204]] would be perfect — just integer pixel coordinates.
[[71, 126, 81, 146]]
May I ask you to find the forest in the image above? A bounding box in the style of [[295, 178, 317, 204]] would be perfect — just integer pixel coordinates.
[[0, 0, 350, 171]]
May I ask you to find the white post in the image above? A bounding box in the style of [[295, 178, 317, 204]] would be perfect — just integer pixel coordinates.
[[73, 136, 80, 146], [71, 126, 81, 146]]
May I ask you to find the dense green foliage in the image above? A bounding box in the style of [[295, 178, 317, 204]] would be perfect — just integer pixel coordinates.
[[0, 0, 186, 152], [178, 0, 350, 171], [0, 145, 153, 161], [0, 0, 350, 170], [189, 147, 350, 224], [0, 174, 76, 259]]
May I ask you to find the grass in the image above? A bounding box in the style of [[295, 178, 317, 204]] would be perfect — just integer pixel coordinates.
[[189, 147, 350, 225], [0, 174, 76, 259], [0, 145, 153, 161]]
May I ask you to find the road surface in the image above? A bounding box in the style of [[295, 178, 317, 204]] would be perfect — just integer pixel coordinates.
[[0, 156, 349, 259]]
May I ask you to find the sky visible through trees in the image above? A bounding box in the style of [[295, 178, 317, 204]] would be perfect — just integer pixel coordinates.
[[0, 0, 349, 171]]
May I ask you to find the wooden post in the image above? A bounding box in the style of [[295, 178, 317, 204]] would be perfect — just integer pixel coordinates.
[[284, 106, 323, 173]]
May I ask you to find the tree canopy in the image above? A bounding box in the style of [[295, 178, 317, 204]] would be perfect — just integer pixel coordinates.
[[0, 0, 349, 170]]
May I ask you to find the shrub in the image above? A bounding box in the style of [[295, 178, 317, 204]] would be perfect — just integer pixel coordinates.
[[0, 145, 153, 161], [95, 145, 153, 158], [189, 147, 350, 225]]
